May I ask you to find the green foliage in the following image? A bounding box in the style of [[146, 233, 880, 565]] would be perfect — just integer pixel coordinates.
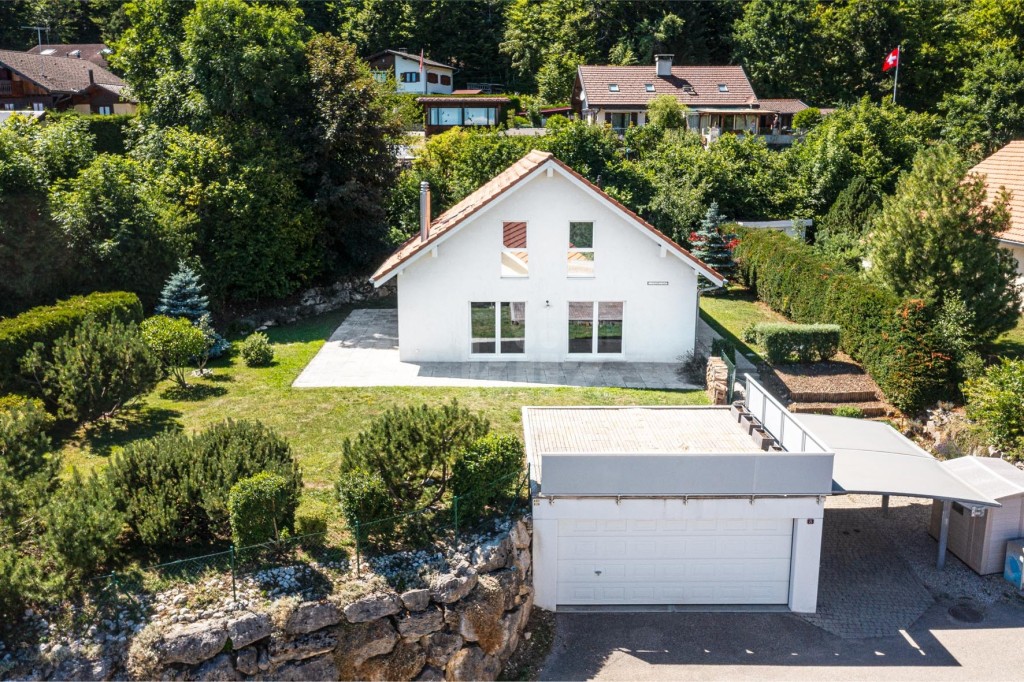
[[964, 359, 1024, 459], [734, 227, 955, 412], [792, 107, 822, 131], [536, 51, 583, 104], [450, 434, 525, 523], [341, 400, 489, 511], [156, 261, 211, 323], [0, 397, 53, 481], [21, 316, 159, 424], [941, 47, 1024, 155], [831, 406, 864, 418], [107, 419, 301, 546], [711, 338, 736, 363], [241, 332, 274, 368], [646, 95, 686, 129], [814, 176, 879, 269], [337, 470, 398, 545], [141, 315, 210, 389], [689, 202, 736, 278], [228, 472, 298, 547], [0, 543, 45, 625], [0, 288, 144, 387], [743, 323, 841, 364], [868, 144, 1020, 343], [43, 471, 123, 580], [294, 499, 330, 538]]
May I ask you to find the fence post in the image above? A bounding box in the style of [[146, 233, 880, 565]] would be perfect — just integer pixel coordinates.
[[354, 520, 361, 578], [453, 495, 459, 546], [229, 545, 237, 602]]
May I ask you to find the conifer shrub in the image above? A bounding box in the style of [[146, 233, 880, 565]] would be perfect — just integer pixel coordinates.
[[689, 202, 736, 278], [43, 471, 123, 580], [241, 332, 274, 367], [107, 420, 301, 546], [20, 317, 160, 423], [0, 396, 53, 480], [155, 262, 229, 358], [450, 434, 525, 523], [0, 291, 143, 394], [228, 472, 297, 547]]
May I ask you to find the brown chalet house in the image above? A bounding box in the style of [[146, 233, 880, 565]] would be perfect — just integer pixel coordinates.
[[0, 48, 136, 116], [572, 54, 816, 146]]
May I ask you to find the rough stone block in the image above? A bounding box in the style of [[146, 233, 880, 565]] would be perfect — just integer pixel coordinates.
[[343, 593, 402, 624], [284, 601, 342, 635]]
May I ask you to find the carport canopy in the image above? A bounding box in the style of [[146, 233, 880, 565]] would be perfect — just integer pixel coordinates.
[[796, 413, 1000, 570]]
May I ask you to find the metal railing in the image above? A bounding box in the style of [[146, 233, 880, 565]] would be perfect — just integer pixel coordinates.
[[744, 374, 829, 453]]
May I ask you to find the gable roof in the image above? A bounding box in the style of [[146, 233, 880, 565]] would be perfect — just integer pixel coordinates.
[[26, 43, 110, 68], [370, 150, 724, 286], [969, 141, 1024, 245], [367, 49, 455, 71], [0, 49, 125, 94], [757, 98, 809, 115], [576, 65, 757, 109]]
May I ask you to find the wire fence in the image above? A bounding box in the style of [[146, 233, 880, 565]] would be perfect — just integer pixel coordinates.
[[92, 465, 531, 609]]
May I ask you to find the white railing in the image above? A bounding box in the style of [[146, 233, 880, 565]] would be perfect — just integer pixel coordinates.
[[745, 374, 829, 453]]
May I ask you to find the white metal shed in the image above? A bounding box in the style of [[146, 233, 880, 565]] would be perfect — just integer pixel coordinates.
[[928, 457, 1024, 574]]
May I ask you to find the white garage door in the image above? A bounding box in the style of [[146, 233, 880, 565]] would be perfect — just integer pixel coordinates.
[[556, 518, 794, 606]]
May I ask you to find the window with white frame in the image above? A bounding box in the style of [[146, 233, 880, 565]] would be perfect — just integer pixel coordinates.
[[501, 221, 528, 277], [568, 301, 623, 354], [96, 105, 112, 115], [471, 301, 526, 354], [567, 221, 595, 277]]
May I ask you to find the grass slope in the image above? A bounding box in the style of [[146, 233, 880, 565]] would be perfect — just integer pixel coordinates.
[[698, 286, 788, 362]]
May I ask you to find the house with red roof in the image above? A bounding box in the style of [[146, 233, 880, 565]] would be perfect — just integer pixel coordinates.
[[0, 48, 134, 115], [970, 141, 1024, 280], [370, 150, 724, 363]]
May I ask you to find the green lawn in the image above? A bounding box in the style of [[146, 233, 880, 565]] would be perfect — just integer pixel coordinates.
[[699, 286, 788, 362], [60, 303, 708, 493], [990, 314, 1024, 359]]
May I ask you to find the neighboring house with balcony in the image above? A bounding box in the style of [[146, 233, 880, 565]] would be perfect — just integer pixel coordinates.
[[367, 49, 455, 95], [969, 141, 1024, 282], [417, 91, 511, 136], [26, 43, 112, 69], [370, 149, 724, 362], [0, 49, 135, 114]]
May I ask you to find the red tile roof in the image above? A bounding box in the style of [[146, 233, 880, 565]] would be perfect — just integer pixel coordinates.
[[970, 141, 1024, 245], [370, 150, 724, 285], [577, 65, 757, 108], [26, 43, 110, 68], [757, 99, 809, 115]]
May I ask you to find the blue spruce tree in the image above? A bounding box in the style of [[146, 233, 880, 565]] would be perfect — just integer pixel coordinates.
[[690, 202, 736, 278], [156, 262, 230, 359]]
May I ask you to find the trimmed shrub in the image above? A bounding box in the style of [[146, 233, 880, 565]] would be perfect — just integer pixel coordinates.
[[964, 359, 1024, 460], [241, 332, 274, 367], [744, 323, 840, 364], [0, 291, 143, 394], [43, 471, 123, 580], [337, 470, 398, 545], [141, 315, 209, 388], [21, 317, 160, 423], [0, 396, 53, 480], [106, 419, 301, 546], [228, 472, 298, 547], [451, 434, 525, 523], [733, 228, 954, 411]]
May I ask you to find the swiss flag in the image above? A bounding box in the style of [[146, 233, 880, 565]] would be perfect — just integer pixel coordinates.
[[882, 47, 900, 72]]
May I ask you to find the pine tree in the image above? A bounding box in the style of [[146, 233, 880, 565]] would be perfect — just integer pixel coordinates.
[[155, 262, 210, 323], [690, 202, 736, 277]]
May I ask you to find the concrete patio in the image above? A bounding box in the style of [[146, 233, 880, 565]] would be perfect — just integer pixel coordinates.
[[292, 309, 699, 389]]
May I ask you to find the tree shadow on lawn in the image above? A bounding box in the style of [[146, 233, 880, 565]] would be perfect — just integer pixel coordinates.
[[159, 383, 229, 402], [70, 406, 183, 459]]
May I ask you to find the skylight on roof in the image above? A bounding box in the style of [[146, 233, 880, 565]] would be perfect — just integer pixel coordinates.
[[40, 49, 56, 55], [718, 83, 729, 92], [645, 83, 654, 92], [608, 83, 619, 92]]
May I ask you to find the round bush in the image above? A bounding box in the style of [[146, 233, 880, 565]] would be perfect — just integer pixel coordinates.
[[241, 332, 274, 367], [337, 470, 397, 546], [228, 471, 298, 547], [451, 434, 525, 522]]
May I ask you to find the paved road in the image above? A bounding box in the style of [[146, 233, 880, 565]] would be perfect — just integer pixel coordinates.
[[538, 600, 1024, 681]]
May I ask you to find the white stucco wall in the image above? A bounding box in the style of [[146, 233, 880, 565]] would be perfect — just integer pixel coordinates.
[[393, 54, 454, 95], [531, 496, 825, 613], [999, 240, 1024, 287], [395, 169, 701, 362]]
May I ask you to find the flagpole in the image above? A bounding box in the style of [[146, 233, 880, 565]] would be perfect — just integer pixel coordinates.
[[892, 45, 900, 104]]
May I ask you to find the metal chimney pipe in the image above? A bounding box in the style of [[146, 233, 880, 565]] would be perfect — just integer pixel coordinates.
[[655, 54, 674, 78], [419, 181, 431, 242]]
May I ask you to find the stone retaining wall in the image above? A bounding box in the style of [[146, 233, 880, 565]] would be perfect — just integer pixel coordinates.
[[232, 277, 397, 332], [126, 520, 533, 681]]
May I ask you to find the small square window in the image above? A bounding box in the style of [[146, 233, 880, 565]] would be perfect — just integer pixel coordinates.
[[645, 83, 655, 92], [718, 83, 729, 92], [608, 83, 619, 92]]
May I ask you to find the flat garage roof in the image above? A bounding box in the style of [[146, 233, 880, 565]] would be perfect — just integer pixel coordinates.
[[796, 414, 1000, 508]]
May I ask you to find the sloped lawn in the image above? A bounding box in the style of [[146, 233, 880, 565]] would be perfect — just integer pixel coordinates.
[[699, 285, 789, 362]]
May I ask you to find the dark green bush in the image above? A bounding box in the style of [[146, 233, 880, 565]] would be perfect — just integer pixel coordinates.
[[228, 472, 298, 546], [0, 396, 53, 480], [733, 228, 954, 411], [0, 544, 45, 625], [21, 317, 160, 423], [0, 291, 144, 394], [711, 337, 736, 362], [337, 470, 398, 545], [241, 332, 274, 367], [745, 322, 841, 363], [82, 114, 135, 155], [964, 359, 1024, 460], [451, 434, 525, 523], [106, 420, 301, 546], [43, 471, 123, 580]]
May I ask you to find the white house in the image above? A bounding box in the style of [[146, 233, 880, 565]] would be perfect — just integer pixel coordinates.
[[369, 150, 725, 363], [969, 141, 1024, 283], [366, 49, 455, 95]]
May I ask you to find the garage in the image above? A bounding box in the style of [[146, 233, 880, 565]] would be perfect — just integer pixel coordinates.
[[523, 397, 835, 613]]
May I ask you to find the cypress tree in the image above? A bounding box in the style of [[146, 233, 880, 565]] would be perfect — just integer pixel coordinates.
[[690, 202, 736, 277]]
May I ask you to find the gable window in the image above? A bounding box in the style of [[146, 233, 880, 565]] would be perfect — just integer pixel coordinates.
[[568, 301, 623, 354], [400, 71, 421, 83], [440, 74, 452, 86], [718, 83, 729, 92], [645, 83, 655, 92], [427, 72, 439, 84], [501, 221, 528, 277], [568, 221, 595, 277], [471, 301, 526, 354], [608, 83, 619, 92]]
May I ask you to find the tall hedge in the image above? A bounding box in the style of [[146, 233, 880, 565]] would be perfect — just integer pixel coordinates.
[[733, 228, 953, 412], [0, 292, 143, 394]]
